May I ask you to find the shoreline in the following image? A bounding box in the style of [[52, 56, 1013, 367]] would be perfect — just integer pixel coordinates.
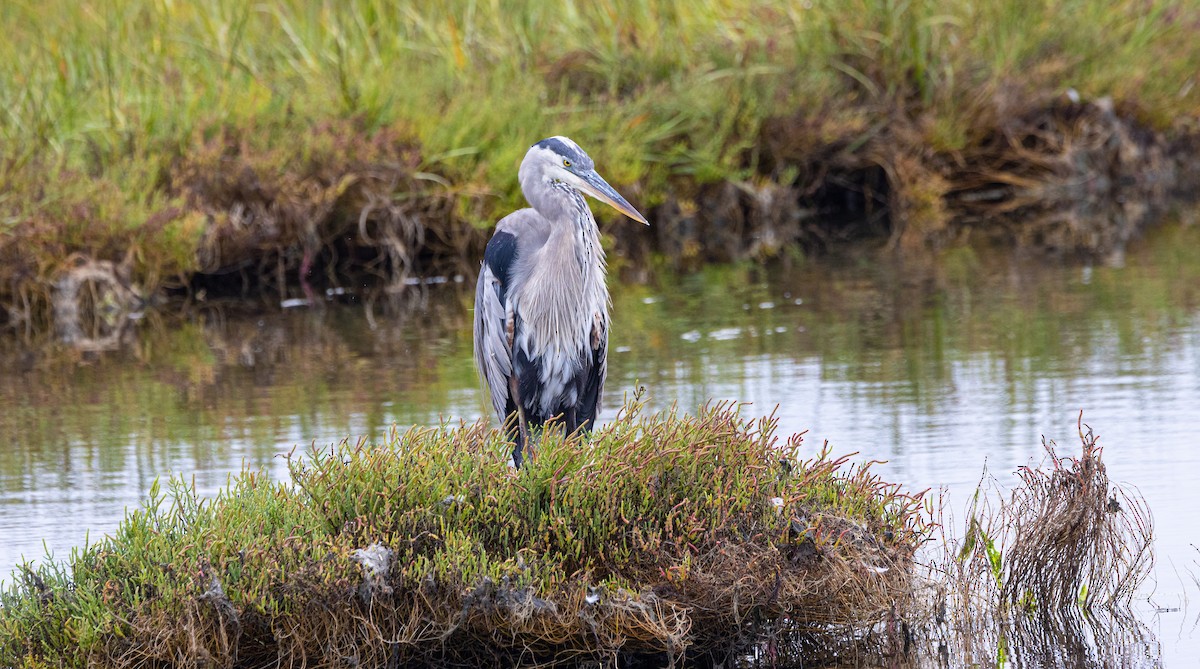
[[6, 100, 1197, 341], [4, 1, 1199, 336]]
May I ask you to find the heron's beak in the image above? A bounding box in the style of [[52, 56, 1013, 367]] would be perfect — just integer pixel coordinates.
[[577, 170, 649, 225]]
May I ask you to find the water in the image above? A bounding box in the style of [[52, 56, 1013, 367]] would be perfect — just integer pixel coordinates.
[[2, 219, 1199, 665]]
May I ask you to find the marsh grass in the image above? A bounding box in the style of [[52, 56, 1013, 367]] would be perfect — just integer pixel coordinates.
[[2, 1, 1199, 332], [0, 395, 929, 667], [921, 415, 1156, 666]]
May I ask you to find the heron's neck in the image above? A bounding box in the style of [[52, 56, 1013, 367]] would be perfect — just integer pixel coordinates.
[[517, 188, 608, 356], [543, 190, 603, 277], [526, 178, 582, 224]]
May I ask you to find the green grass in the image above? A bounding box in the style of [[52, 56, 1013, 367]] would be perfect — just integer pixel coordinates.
[[1, 0, 1198, 327], [0, 397, 929, 666]]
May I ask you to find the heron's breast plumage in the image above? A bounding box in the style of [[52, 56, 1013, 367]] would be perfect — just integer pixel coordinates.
[[511, 208, 608, 418]]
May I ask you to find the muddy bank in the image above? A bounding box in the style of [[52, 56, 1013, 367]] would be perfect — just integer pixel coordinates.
[[2, 100, 1196, 339]]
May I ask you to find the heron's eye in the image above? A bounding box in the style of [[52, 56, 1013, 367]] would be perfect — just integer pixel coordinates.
[[563, 159, 571, 167]]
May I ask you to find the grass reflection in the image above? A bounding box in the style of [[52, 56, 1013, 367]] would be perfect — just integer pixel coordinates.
[[608, 220, 1200, 413], [0, 217, 1198, 566]]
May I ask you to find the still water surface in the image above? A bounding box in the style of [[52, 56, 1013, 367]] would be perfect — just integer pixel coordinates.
[[2, 219, 1199, 664]]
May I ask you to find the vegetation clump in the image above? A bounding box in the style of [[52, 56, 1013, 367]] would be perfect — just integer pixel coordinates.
[[924, 416, 1156, 666], [0, 398, 929, 667]]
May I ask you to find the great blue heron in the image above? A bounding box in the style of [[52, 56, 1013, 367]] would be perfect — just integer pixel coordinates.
[[474, 136, 648, 467]]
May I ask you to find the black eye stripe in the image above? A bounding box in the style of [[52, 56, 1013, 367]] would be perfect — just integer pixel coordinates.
[[533, 137, 593, 171]]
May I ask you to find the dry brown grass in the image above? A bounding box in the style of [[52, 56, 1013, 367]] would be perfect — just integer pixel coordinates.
[[917, 414, 1156, 667]]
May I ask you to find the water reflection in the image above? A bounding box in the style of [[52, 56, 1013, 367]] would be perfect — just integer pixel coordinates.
[[923, 606, 1164, 669], [2, 220, 1200, 665]]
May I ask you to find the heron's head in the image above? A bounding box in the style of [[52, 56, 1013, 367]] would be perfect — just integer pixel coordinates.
[[519, 136, 649, 225]]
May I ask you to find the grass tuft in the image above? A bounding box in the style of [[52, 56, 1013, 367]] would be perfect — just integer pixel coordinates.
[[921, 414, 1155, 666]]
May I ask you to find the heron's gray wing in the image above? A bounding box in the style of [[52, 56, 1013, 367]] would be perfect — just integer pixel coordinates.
[[474, 229, 519, 422]]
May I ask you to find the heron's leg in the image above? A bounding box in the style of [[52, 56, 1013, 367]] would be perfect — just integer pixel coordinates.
[[516, 409, 532, 463], [563, 408, 585, 439], [508, 375, 532, 466], [506, 413, 524, 468]]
